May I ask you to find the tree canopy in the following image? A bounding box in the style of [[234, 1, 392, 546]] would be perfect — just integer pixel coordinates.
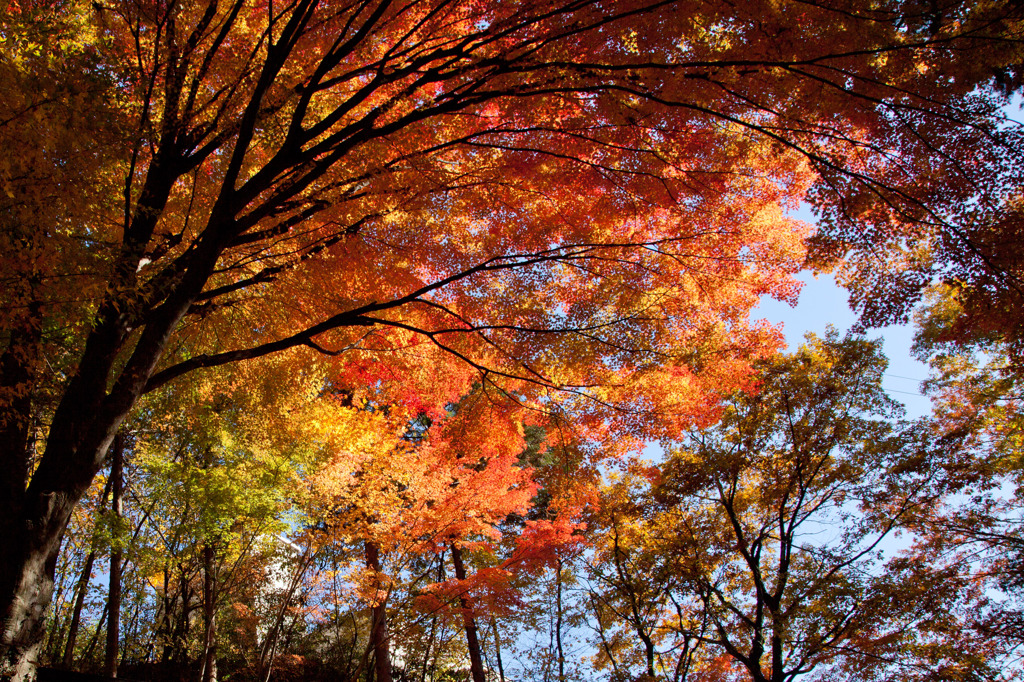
[[1, 0, 1023, 679]]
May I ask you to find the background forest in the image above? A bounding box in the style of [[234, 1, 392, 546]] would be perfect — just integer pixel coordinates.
[[1, 0, 1023, 680]]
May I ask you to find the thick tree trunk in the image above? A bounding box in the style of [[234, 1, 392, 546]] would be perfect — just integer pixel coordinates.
[[0, 159, 225, 677], [450, 545, 486, 682], [364, 542, 393, 682], [1, 407, 130, 680], [1, 504, 73, 681], [769, 630, 784, 682], [0, 299, 43, 528], [0, 299, 48, 682]]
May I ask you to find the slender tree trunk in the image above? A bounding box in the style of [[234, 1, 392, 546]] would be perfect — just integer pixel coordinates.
[[590, 594, 622, 680], [450, 546, 486, 682], [258, 546, 312, 682], [122, 589, 142, 671], [421, 552, 445, 682], [42, 603, 62, 667], [105, 432, 124, 678], [197, 444, 218, 682], [555, 557, 566, 682], [197, 543, 217, 682], [104, 554, 122, 678], [60, 473, 115, 670], [82, 602, 109, 664], [278, 607, 303, 661], [42, 531, 75, 665], [364, 542, 392, 682], [490, 617, 506, 682], [258, 616, 283, 682], [672, 635, 696, 682], [61, 549, 96, 670], [158, 566, 173, 665], [420, 614, 437, 682], [174, 570, 193, 669]]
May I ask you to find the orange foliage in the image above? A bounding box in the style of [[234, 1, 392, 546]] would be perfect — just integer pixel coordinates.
[[3, 0, 1019, 672]]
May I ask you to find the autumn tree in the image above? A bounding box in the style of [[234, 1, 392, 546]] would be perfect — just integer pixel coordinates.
[[906, 285, 1024, 663], [3, 0, 1023, 677], [591, 334, 1006, 682], [35, 351, 352, 677], [803, 5, 1024, 331], [36, 471, 114, 670], [305, 383, 584, 681]]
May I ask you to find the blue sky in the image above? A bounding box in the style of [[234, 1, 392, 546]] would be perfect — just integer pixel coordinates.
[[755, 272, 933, 419]]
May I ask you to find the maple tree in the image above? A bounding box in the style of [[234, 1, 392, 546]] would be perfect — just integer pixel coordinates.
[[907, 286, 1024, 666], [2, 0, 1023, 677], [589, 334, 1007, 682], [306, 384, 590, 682], [803, 7, 1024, 331], [31, 353, 344, 676]]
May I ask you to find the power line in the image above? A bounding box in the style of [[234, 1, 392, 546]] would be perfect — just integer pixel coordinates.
[[885, 373, 925, 382], [884, 387, 928, 398]]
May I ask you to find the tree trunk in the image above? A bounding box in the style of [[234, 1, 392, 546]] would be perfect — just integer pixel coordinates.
[[0, 297, 43, 528], [105, 432, 124, 678], [82, 602, 109, 664], [58, 552, 92, 667], [0, 300, 48, 682], [173, 568, 193, 669], [122, 591, 142, 672], [0, 160, 224, 677], [590, 594, 622, 681], [421, 552, 446, 682], [672, 635, 695, 682], [197, 543, 217, 682], [62, 547, 99, 667], [104, 551, 122, 678], [42, 594, 63, 668], [365, 542, 393, 682], [258, 545, 312, 682], [769, 628, 784, 682], [62, 473, 113, 669], [555, 557, 566, 682], [491, 618, 506, 682], [197, 444, 218, 682], [450, 545, 486, 682], [1, 414, 130, 680], [1, 515, 69, 681], [420, 614, 437, 682]]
